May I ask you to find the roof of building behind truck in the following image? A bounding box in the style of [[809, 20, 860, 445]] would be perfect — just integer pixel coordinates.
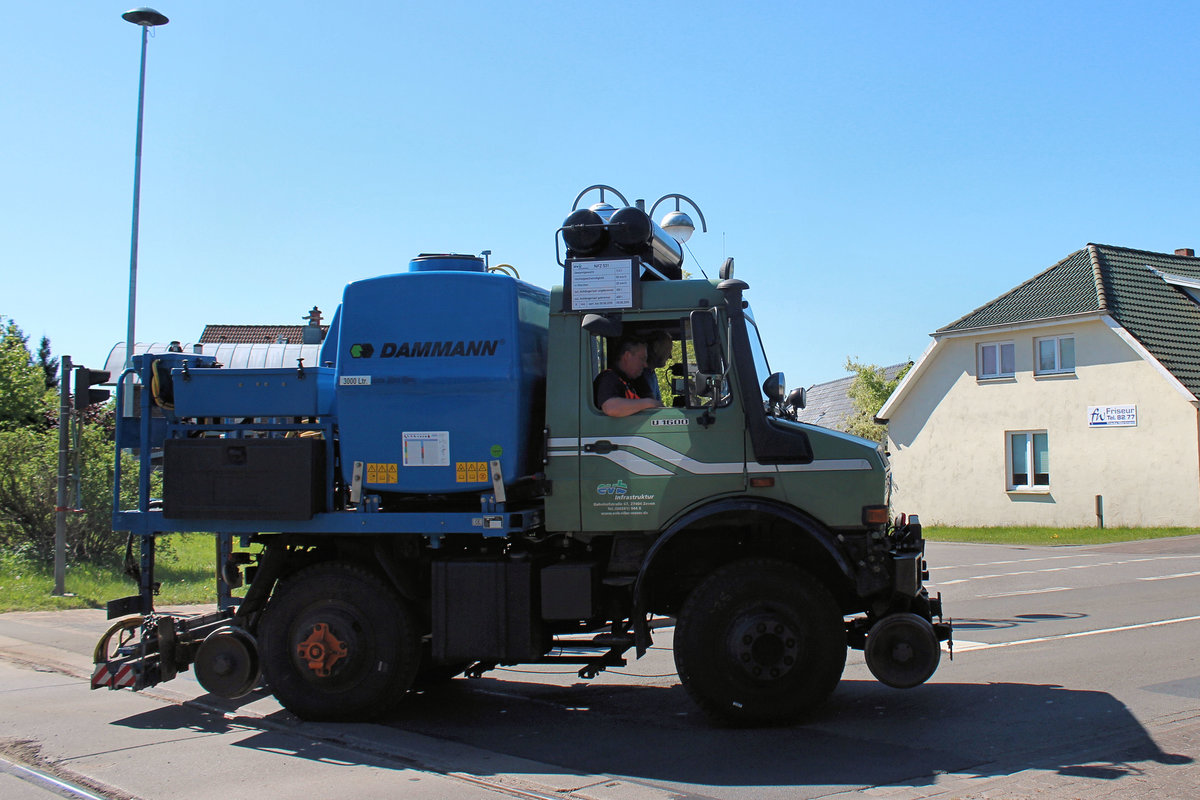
[[795, 363, 910, 432], [937, 244, 1200, 396], [199, 324, 328, 344]]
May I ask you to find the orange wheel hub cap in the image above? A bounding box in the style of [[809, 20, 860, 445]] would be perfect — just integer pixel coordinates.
[[297, 622, 348, 677]]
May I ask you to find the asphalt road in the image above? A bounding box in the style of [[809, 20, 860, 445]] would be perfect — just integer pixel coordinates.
[[1, 536, 1198, 799]]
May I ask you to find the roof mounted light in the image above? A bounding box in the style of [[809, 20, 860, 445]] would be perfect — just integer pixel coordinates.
[[650, 193, 707, 244], [589, 202, 617, 222], [660, 210, 695, 243]]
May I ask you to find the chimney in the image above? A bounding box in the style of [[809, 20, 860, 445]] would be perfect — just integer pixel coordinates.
[[1176, 248, 1195, 257]]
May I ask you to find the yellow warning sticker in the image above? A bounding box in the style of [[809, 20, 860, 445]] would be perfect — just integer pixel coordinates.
[[455, 461, 489, 483], [366, 463, 398, 484]]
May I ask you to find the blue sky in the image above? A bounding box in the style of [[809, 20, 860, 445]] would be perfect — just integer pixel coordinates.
[[4, 2, 1199, 387]]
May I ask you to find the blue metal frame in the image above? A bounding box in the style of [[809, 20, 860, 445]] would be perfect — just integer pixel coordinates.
[[111, 352, 541, 613]]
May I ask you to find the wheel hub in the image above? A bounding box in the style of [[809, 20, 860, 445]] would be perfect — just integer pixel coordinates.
[[890, 640, 915, 664], [297, 622, 349, 677], [731, 613, 800, 681]]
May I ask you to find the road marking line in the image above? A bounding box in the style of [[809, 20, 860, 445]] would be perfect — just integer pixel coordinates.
[[937, 553, 1105, 570], [977, 587, 1072, 599], [951, 615, 1200, 652], [935, 554, 1200, 584], [937, 553, 1200, 573], [1138, 571, 1200, 581]]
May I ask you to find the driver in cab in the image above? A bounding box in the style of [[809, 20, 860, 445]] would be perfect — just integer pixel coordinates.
[[594, 339, 664, 417]]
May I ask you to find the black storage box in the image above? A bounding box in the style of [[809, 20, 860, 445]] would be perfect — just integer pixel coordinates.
[[163, 438, 325, 520], [432, 559, 541, 663], [540, 562, 598, 621]]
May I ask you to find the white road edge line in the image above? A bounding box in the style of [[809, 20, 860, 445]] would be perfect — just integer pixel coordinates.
[[1137, 571, 1200, 581], [949, 615, 1200, 652]]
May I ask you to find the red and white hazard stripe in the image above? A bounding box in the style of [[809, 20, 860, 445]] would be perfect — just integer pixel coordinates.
[[90, 663, 112, 689], [112, 664, 136, 688], [91, 662, 137, 689]]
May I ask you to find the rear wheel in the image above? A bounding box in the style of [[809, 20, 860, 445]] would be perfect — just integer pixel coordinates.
[[259, 562, 420, 721], [674, 558, 846, 725]]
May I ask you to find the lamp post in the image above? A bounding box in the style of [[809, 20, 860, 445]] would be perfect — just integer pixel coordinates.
[[122, 7, 169, 369]]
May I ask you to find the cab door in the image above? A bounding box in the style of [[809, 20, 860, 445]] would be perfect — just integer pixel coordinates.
[[575, 319, 746, 533]]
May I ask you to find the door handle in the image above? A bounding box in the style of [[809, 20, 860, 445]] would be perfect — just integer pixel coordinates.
[[584, 440, 618, 454]]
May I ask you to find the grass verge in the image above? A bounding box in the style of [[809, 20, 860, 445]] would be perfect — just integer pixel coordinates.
[[0, 533, 226, 613], [924, 526, 1200, 547]]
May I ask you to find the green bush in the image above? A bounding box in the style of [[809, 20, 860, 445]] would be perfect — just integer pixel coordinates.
[[0, 315, 142, 565], [0, 418, 143, 564]]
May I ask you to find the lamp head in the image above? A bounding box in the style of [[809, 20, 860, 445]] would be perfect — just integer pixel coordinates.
[[660, 210, 695, 243], [122, 7, 169, 26]]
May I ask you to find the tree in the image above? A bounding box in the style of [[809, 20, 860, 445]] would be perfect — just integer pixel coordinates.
[[0, 317, 52, 430], [0, 316, 131, 564], [37, 336, 58, 389], [0, 417, 138, 563], [843, 357, 911, 443]]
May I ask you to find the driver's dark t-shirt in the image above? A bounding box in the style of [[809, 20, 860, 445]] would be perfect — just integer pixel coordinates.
[[593, 369, 648, 409]]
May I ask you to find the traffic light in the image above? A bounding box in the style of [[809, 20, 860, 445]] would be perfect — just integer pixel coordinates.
[[73, 367, 111, 411]]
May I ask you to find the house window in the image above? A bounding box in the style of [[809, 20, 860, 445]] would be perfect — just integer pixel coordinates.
[[979, 341, 1015, 379], [1008, 431, 1049, 490], [1035, 336, 1075, 375]]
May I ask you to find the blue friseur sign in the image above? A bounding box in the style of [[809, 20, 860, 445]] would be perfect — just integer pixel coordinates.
[[1088, 405, 1138, 427]]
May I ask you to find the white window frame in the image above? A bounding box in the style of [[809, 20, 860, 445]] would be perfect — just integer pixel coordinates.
[[1007, 430, 1049, 491], [1034, 335, 1075, 375], [978, 341, 1015, 380]]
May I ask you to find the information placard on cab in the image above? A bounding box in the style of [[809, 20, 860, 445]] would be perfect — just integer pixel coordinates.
[[567, 259, 636, 311]]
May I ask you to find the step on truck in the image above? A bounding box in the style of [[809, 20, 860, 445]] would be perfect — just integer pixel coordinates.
[[92, 189, 952, 725]]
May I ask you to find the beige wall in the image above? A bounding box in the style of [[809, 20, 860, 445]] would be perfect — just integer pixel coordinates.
[[886, 319, 1200, 527]]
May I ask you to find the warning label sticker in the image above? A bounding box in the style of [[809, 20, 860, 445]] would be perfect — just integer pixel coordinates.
[[456, 461, 489, 483], [366, 463, 398, 484], [402, 431, 450, 467]]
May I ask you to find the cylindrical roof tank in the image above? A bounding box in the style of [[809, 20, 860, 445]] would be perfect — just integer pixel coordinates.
[[608, 206, 684, 279], [408, 254, 486, 273], [561, 209, 608, 256]]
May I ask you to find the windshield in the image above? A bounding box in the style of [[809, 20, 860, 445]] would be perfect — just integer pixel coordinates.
[[744, 307, 774, 407]]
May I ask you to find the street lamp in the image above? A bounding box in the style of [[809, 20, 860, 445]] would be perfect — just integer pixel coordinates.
[[122, 7, 169, 369]]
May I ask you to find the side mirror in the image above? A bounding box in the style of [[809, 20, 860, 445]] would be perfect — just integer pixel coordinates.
[[689, 308, 725, 376], [786, 386, 807, 411], [762, 372, 786, 404], [582, 313, 623, 338]]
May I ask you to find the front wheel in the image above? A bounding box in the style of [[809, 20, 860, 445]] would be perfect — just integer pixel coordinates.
[[259, 562, 421, 721], [864, 612, 941, 689], [674, 558, 847, 726]]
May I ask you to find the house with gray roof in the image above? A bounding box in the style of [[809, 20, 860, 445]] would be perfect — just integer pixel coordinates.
[[878, 244, 1200, 527]]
